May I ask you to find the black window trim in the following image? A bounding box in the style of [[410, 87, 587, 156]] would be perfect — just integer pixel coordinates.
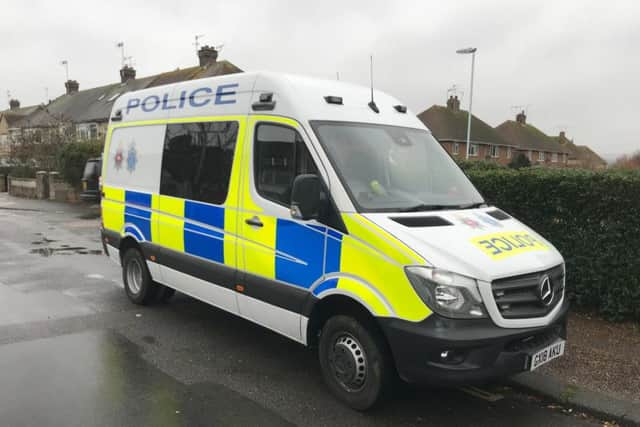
[[252, 120, 347, 233], [253, 121, 310, 209]]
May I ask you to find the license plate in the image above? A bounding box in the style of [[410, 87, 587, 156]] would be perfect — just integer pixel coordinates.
[[529, 340, 565, 371]]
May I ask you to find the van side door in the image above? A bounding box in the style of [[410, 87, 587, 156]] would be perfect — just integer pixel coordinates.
[[155, 118, 244, 314], [236, 117, 328, 342]]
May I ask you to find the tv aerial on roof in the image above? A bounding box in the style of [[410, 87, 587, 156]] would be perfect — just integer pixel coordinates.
[[447, 84, 464, 101], [511, 104, 531, 114], [194, 34, 205, 52]]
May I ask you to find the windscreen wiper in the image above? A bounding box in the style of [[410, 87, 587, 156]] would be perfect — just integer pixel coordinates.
[[399, 204, 455, 212], [399, 202, 486, 212], [456, 202, 487, 209]]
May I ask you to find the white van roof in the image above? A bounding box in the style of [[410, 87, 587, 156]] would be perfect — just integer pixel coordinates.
[[110, 71, 428, 131]]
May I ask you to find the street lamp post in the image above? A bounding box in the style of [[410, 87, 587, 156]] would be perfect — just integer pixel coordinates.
[[456, 47, 477, 160]]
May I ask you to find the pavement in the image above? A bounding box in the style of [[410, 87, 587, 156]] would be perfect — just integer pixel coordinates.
[[0, 192, 633, 426]]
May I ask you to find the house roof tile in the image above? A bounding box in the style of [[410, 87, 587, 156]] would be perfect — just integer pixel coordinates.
[[417, 105, 514, 146], [495, 120, 569, 154]]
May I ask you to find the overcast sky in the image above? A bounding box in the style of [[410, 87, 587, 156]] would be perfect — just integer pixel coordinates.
[[1, 0, 638, 158]]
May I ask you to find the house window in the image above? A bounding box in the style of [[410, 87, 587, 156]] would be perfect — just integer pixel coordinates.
[[469, 143, 479, 157], [452, 143, 459, 155], [538, 151, 545, 161], [507, 146, 512, 158], [490, 145, 500, 158], [552, 152, 558, 163]]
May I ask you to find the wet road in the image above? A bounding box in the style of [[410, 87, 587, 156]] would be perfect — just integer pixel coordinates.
[[0, 194, 605, 426]]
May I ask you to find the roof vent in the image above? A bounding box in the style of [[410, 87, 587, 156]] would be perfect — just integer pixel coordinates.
[[486, 209, 511, 220], [394, 105, 407, 113], [324, 95, 343, 105], [390, 216, 453, 227]]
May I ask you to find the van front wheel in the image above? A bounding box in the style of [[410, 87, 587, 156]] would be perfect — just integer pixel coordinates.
[[122, 248, 158, 305], [318, 315, 394, 410]]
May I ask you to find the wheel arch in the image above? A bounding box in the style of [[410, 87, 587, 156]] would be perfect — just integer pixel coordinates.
[[305, 292, 389, 350], [118, 234, 142, 262]]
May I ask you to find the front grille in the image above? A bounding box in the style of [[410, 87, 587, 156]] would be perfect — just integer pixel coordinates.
[[492, 264, 564, 319]]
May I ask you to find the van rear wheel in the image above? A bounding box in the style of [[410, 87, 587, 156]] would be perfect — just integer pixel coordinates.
[[122, 248, 158, 305], [318, 315, 394, 410]]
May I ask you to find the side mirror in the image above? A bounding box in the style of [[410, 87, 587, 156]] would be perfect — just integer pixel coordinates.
[[290, 174, 321, 220]]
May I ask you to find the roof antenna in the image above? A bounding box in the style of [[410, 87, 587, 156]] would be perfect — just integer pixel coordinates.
[[60, 60, 69, 81], [116, 42, 125, 67], [194, 34, 205, 53], [368, 55, 379, 113]]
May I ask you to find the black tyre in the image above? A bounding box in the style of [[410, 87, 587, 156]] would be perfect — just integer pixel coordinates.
[[122, 248, 158, 305], [318, 315, 395, 410], [157, 286, 176, 303]]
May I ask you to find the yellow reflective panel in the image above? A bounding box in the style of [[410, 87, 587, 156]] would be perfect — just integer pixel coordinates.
[[472, 232, 549, 260], [339, 234, 430, 322], [241, 214, 277, 279], [342, 214, 425, 266], [223, 118, 247, 269], [157, 195, 185, 252], [101, 186, 125, 234], [335, 277, 392, 317], [150, 194, 160, 244]]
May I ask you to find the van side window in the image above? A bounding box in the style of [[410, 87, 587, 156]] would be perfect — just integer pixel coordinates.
[[160, 121, 238, 205], [254, 123, 318, 206]]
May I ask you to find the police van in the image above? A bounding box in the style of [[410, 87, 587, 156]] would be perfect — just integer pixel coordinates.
[[100, 72, 568, 409]]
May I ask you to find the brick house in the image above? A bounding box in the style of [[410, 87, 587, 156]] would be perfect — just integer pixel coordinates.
[[417, 96, 517, 164], [552, 131, 607, 170], [0, 45, 242, 163], [0, 101, 42, 164], [495, 111, 569, 167]]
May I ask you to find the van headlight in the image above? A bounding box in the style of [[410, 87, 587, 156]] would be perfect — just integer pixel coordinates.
[[405, 266, 487, 319]]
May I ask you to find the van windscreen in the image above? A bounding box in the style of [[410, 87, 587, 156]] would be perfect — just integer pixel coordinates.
[[311, 121, 484, 213]]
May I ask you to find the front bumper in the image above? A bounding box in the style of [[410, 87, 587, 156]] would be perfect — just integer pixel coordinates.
[[379, 300, 569, 385]]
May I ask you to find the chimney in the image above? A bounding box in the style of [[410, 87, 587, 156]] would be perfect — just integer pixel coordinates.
[[65, 79, 79, 95], [120, 65, 136, 83], [198, 45, 218, 67], [9, 99, 20, 110], [516, 110, 526, 125], [446, 95, 461, 112], [558, 131, 568, 144]]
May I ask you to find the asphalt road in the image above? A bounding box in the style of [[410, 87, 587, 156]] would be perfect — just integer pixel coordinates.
[[0, 193, 605, 427]]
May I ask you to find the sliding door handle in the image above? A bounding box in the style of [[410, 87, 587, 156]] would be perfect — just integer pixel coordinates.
[[245, 216, 264, 227]]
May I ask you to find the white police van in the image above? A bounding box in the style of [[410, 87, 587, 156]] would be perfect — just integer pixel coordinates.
[[100, 72, 567, 409]]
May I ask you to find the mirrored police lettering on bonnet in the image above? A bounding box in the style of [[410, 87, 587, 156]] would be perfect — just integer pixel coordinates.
[[125, 83, 239, 114], [100, 71, 569, 410]]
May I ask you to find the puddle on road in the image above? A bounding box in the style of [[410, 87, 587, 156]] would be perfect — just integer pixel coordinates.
[[29, 235, 102, 257], [30, 247, 103, 257]]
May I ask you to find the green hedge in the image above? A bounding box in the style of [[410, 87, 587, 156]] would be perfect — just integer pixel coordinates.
[[1, 165, 37, 178], [55, 140, 103, 188], [466, 168, 640, 322]]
